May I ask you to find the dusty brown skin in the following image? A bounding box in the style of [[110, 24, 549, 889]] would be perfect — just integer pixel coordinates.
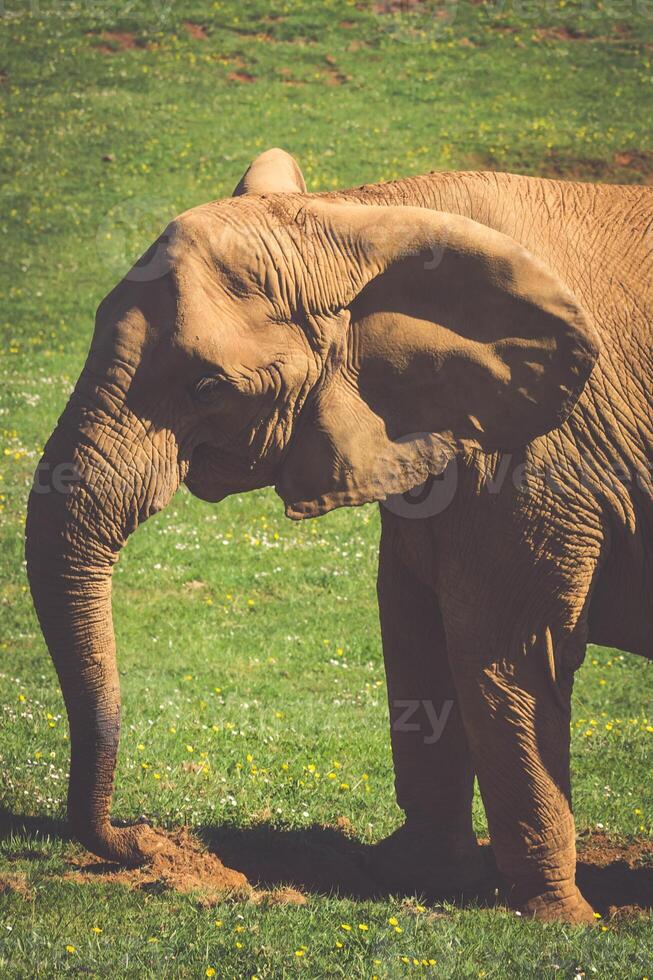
[[26, 149, 652, 923]]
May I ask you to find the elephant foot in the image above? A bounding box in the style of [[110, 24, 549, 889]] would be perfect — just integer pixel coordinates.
[[366, 817, 494, 898], [75, 821, 169, 866], [512, 884, 597, 924]]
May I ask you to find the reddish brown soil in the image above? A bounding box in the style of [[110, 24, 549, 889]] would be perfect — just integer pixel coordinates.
[[0, 872, 33, 900], [5, 821, 648, 920], [490, 22, 640, 44], [465, 149, 653, 185], [183, 21, 208, 41], [334, 815, 355, 835], [227, 71, 256, 84], [65, 828, 249, 904], [90, 31, 153, 55], [63, 827, 305, 907], [322, 58, 350, 86], [279, 67, 304, 87], [576, 832, 653, 918], [534, 26, 590, 41], [545, 149, 653, 184], [102, 31, 139, 49]]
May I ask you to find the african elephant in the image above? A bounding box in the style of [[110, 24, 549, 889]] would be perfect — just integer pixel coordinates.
[[26, 147, 652, 924]]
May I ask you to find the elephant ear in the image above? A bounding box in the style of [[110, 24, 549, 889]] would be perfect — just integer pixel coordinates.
[[276, 201, 600, 519], [232, 147, 307, 196]]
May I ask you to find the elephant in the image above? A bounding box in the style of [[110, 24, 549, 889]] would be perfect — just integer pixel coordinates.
[[26, 147, 652, 924]]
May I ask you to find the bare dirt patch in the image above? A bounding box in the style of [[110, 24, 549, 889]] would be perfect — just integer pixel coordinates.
[[183, 21, 208, 41], [490, 21, 640, 45], [102, 31, 139, 50], [89, 31, 154, 55], [534, 26, 590, 41], [0, 872, 33, 900], [322, 57, 350, 86], [30, 824, 652, 919], [465, 149, 653, 185], [577, 832, 653, 918], [543, 149, 653, 184], [63, 827, 305, 907], [227, 71, 257, 84], [278, 67, 304, 87]]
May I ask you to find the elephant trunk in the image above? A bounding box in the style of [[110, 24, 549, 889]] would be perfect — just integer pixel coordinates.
[[25, 395, 180, 863]]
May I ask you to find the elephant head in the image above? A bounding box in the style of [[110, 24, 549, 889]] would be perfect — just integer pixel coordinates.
[[25, 149, 599, 863]]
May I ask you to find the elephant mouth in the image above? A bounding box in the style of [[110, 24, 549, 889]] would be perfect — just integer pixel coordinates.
[[185, 443, 230, 503], [185, 442, 274, 502]]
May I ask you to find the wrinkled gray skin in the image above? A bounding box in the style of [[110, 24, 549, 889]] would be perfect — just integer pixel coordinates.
[[26, 148, 652, 923]]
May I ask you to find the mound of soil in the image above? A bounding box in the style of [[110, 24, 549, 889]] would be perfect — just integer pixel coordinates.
[[65, 827, 303, 906], [577, 832, 653, 919]]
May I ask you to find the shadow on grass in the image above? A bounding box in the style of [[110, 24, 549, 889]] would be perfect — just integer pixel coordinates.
[[201, 823, 653, 915], [1, 808, 651, 915], [0, 809, 70, 851]]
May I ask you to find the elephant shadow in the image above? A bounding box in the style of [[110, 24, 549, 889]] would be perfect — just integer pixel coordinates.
[[200, 822, 653, 916], [198, 821, 498, 905], [1, 809, 651, 916]]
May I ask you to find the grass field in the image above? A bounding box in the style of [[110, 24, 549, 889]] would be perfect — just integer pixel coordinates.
[[1, 0, 652, 976]]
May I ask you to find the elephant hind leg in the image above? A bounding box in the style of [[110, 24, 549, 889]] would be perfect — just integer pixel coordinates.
[[447, 622, 595, 924]]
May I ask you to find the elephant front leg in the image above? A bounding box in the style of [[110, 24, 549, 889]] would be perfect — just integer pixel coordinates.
[[449, 628, 595, 923], [371, 527, 488, 895]]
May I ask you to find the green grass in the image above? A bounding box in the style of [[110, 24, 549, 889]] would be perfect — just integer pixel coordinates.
[[1, 0, 652, 976]]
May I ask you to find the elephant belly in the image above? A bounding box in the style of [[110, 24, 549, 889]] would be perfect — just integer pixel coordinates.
[[588, 486, 653, 660]]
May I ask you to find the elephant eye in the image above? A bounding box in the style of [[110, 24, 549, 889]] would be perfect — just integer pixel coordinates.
[[193, 375, 226, 403]]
